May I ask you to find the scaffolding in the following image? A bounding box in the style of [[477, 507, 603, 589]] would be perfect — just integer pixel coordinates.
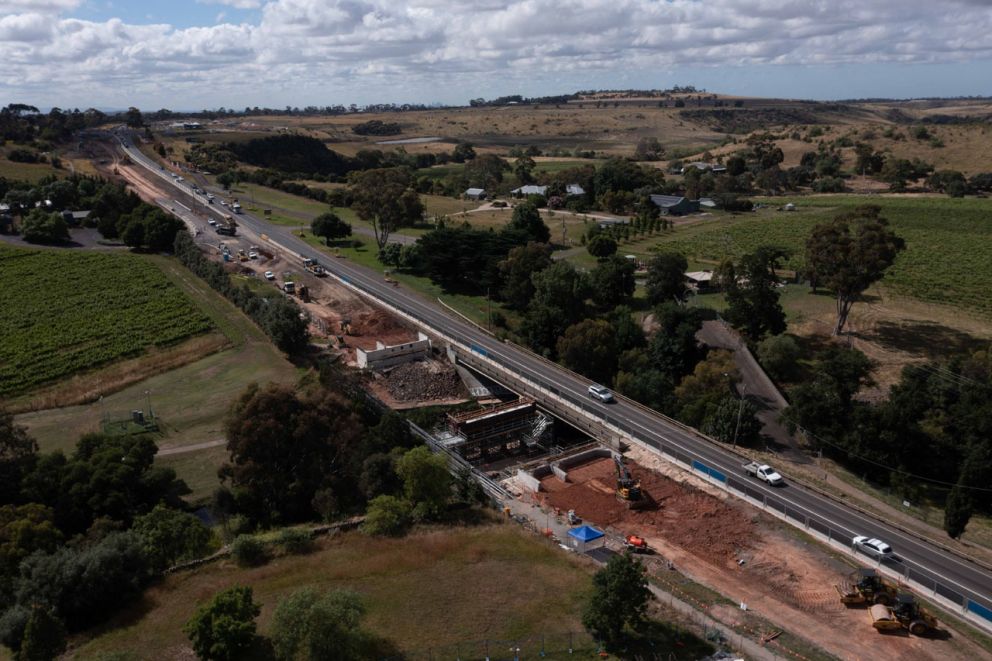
[[445, 398, 551, 463]]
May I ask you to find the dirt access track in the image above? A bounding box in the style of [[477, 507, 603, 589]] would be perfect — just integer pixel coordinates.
[[534, 453, 987, 661]]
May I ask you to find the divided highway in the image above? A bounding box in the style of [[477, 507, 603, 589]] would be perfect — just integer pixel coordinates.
[[117, 136, 992, 624]]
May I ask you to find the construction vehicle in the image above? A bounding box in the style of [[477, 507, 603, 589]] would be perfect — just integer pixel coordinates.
[[869, 593, 937, 636], [216, 215, 237, 236], [567, 510, 581, 525], [836, 568, 899, 606], [614, 455, 645, 508], [623, 535, 650, 554], [303, 258, 326, 277], [297, 284, 310, 303], [237, 249, 248, 262], [283, 281, 296, 295]]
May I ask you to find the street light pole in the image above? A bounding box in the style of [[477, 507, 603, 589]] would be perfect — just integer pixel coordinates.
[[732, 382, 748, 447]]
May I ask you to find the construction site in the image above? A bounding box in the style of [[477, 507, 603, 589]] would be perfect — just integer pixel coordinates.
[[495, 443, 987, 661]]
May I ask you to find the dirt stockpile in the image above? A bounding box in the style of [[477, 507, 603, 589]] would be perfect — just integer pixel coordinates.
[[540, 458, 757, 565], [383, 360, 466, 402]]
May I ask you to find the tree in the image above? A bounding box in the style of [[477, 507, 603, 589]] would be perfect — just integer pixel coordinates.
[[582, 553, 652, 646], [348, 168, 424, 250], [465, 153, 509, 190], [943, 483, 972, 540], [557, 319, 618, 385], [270, 588, 371, 661], [498, 242, 553, 310], [804, 206, 905, 335], [0, 504, 62, 594], [132, 504, 212, 572], [221, 383, 366, 525], [19, 209, 69, 244], [451, 142, 476, 163], [717, 249, 787, 342], [184, 586, 260, 661], [649, 303, 706, 380], [0, 410, 38, 504], [513, 156, 536, 183], [15, 531, 153, 631], [507, 201, 550, 243], [645, 252, 688, 305], [18, 607, 66, 661], [586, 234, 617, 260], [124, 106, 144, 128], [520, 262, 591, 355], [674, 350, 738, 429], [361, 495, 412, 537], [757, 334, 802, 382], [590, 255, 635, 308], [395, 446, 451, 521], [311, 212, 351, 245], [633, 136, 664, 161], [703, 396, 762, 447]]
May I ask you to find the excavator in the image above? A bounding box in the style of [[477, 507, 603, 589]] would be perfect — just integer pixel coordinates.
[[614, 455, 647, 509]]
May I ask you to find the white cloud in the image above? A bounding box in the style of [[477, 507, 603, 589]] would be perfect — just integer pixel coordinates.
[[195, 0, 261, 9], [1, 0, 991, 107]]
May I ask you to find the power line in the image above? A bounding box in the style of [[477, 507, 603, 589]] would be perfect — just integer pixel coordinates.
[[780, 411, 992, 493]]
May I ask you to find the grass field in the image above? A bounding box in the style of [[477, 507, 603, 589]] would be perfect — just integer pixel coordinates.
[[649, 195, 992, 315], [14, 255, 301, 502], [71, 525, 608, 660], [0, 245, 214, 397], [0, 156, 62, 182]]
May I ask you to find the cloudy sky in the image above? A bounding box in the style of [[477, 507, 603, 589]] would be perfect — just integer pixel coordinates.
[[1, 0, 990, 110]]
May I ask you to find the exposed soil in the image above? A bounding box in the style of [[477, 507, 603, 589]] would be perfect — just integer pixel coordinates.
[[539, 458, 755, 566], [380, 359, 467, 402], [533, 453, 988, 661]]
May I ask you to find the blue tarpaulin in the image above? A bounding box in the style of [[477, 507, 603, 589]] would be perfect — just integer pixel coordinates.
[[567, 525, 605, 543]]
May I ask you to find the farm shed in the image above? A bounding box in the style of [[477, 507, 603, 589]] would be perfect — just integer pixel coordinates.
[[685, 270, 716, 292], [464, 187, 486, 200], [650, 195, 700, 215]]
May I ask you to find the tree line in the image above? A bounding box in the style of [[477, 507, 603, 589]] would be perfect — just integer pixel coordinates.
[[173, 231, 309, 354]]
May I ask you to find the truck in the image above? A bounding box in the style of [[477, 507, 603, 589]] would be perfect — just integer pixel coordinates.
[[303, 258, 326, 277], [283, 281, 296, 295], [742, 462, 784, 486], [623, 535, 650, 554], [231, 201, 242, 214]]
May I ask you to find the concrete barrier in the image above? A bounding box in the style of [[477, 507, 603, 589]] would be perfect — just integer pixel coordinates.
[[516, 469, 542, 493], [356, 332, 431, 370]]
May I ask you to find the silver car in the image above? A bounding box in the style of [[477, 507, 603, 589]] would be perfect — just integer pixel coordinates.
[[588, 384, 614, 403], [853, 536, 893, 559]]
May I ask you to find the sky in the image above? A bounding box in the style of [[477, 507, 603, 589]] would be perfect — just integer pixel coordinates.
[[1, 0, 990, 111]]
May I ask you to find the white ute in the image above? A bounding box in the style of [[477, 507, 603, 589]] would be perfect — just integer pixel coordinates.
[[743, 462, 784, 486]]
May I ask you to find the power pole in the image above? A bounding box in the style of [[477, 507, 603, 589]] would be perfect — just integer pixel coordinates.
[[732, 383, 748, 447]]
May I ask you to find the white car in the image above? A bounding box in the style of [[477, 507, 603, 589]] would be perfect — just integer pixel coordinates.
[[264, 271, 275, 281], [207, 219, 217, 226], [220, 200, 228, 207], [853, 536, 893, 560], [743, 462, 784, 486], [248, 251, 258, 260], [588, 384, 614, 403]]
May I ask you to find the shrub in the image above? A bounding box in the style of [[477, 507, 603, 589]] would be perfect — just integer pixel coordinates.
[[362, 495, 412, 537], [184, 586, 260, 661], [277, 528, 313, 555], [230, 535, 268, 567]]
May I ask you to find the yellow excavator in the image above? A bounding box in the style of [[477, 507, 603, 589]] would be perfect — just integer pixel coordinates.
[[614, 455, 647, 509]]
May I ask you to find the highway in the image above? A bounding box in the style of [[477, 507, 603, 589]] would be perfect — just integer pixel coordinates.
[[116, 134, 992, 624]]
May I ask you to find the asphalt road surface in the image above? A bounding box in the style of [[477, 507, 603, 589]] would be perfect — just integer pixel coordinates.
[[116, 134, 992, 621]]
